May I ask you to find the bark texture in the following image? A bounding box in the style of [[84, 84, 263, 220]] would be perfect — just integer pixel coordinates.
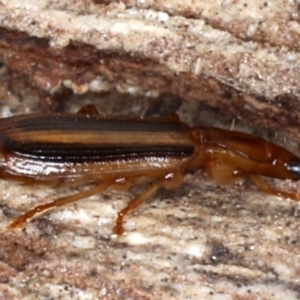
[[0, 1, 300, 299], [0, 1, 300, 138]]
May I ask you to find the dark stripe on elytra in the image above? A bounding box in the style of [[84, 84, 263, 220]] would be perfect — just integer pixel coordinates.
[[0, 114, 188, 133], [10, 143, 194, 162]]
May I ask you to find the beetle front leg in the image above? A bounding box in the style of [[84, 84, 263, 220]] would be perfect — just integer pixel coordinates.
[[247, 174, 300, 201]]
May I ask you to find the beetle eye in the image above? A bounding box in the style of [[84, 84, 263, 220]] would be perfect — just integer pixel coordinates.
[[287, 160, 300, 179]]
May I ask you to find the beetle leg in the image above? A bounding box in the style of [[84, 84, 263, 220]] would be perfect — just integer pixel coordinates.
[[8, 180, 114, 229], [113, 181, 161, 235], [207, 163, 239, 185], [77, 104, 100, 116], [247, 174, 300, 201], [113, 171, 184, 235]]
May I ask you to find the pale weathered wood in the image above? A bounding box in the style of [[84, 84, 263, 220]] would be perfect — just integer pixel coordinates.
[[0, 1, 300, 138], [0, 2, 300, 299]]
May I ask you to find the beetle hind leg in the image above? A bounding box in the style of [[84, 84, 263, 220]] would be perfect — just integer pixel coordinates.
[[8, 180, 114, 229]]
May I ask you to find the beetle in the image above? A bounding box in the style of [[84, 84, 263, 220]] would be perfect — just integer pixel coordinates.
[[2, 105, 300, 235]]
